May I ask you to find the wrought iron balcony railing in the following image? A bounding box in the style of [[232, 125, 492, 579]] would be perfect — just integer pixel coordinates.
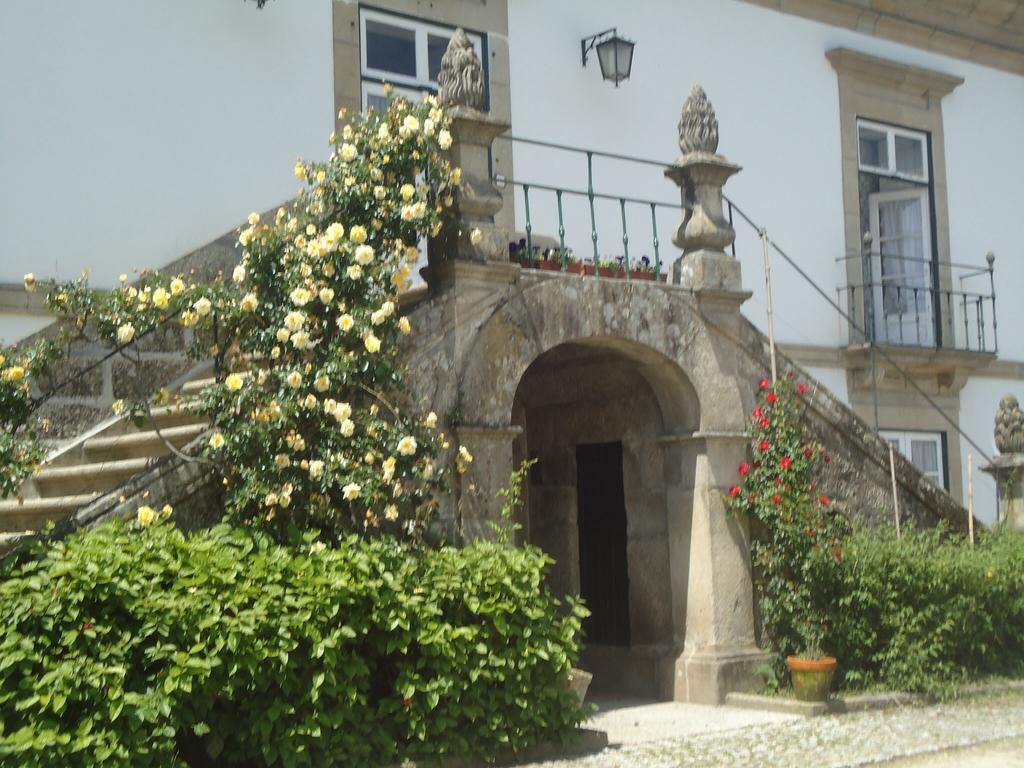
[[837, 251, 997, 354]]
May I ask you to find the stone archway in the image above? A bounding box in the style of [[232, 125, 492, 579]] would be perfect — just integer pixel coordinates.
[[446, 270, 768, 703], [510, 339, 699, 699]]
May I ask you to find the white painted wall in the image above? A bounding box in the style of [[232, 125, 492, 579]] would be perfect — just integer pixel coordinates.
[[0, 0, 333, 293], [506, 0, 1024, 507]]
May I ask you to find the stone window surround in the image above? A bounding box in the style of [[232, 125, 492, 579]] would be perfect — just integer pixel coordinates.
[[332, 0, 515, 233], [828, 47, 963, 348]]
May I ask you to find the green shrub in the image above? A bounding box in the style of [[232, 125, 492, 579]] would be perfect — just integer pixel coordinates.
[[821, 526, 1024, 696], [0, 520, 586, 767]]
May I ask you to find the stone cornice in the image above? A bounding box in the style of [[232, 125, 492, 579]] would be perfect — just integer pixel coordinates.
[[741, 0, 1024, 76], [827, 47, 965, 100]]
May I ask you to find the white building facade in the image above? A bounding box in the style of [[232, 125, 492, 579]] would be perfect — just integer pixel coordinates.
[[2, 0, 1022, 522]]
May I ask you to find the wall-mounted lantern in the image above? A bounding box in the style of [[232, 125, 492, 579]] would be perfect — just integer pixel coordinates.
[[581, 28, 635, 86]]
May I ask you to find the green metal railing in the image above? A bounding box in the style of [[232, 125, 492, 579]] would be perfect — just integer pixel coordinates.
[[497, 135, 675, 280]]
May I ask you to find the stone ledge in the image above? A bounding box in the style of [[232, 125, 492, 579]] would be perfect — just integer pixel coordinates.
[[382, 728, 608, 768]]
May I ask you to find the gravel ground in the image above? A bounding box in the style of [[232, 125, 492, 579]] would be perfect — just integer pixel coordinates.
[[515, 691, 1024, 768]]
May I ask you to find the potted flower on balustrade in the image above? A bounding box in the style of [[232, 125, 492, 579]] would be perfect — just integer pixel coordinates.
[[727, 373, 847, 701]]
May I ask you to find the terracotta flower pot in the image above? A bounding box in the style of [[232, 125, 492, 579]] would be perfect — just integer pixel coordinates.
[[536, 260, 561, 272], [786, 656, 837, 702], [630, 270, 656, 281]]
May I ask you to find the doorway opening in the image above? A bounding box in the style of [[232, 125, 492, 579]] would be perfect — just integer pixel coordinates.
[[576, 441, 630, 647]]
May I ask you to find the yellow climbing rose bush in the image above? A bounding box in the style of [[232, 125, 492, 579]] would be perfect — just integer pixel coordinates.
[[17, 93, 465, 540]]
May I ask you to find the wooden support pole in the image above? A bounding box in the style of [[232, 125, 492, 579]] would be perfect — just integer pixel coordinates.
[[889, 444, 901, 539], [761, 228, 777, 384], [968, 452, 975, 547]]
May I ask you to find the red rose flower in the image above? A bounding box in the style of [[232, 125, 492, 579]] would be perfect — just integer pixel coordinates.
[[765, 392, 777, 405], [786, 369, 795, 379], [759, 378, 771, 390], [752, 406, 763, 420], [759, 439, 770, 452], [824, 454, 831, 463], [738, 463, 751, 476], [803, 448, 813, 459], [809, 481, 818, 490], [729, 485, 741, 497], [780, 456, 793, 470], [403, 697, 413, 708], [772, 495, 781, 505], [819, 495, 830, 505], [797, 383, 808, 394], [759, 418, 770, 429]]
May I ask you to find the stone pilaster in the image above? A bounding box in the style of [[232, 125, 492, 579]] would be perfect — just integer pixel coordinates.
[[454, 423, 523, 542], [429, 28, 510, 280], [664, 431, 768, 704]]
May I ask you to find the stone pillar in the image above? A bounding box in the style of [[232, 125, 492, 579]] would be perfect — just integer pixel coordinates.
[[429, 28, 510, 279], [665, 432, 767, 704], [982, 395, 1024, 532], [664, 85, 742, 293], [454, 424, 522, 542]]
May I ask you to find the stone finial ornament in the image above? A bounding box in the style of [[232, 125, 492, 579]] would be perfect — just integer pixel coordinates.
[[995, 394, 1024, 454], [678, 84, 719, 155], [438, 28, 485, 110]]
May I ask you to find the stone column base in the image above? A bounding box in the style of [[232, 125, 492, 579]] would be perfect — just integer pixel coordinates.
[[671, 646, 771, 704]]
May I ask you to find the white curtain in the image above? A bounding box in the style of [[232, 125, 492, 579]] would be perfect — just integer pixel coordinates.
[[879, 197, 926, 316]]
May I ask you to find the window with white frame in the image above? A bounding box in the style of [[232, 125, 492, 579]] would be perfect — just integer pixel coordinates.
[[880, 430, 946, 489], [359, 8, 486, 113], [857, 120, 929, 183]]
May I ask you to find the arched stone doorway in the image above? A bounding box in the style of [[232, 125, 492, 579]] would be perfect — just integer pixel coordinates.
[[409, 268, 768, 703], [510, 338, 700, 699]]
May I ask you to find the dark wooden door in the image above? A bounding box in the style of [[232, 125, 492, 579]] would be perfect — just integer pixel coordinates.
[[576, 441, 630, 647]]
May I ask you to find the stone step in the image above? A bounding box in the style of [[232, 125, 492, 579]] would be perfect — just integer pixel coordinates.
[[83, 423, 208, 462], [141, 404, 205, 430], [180, 377, 216, 396], [33, 457, 159, 497], [0, 494, 100, 533]]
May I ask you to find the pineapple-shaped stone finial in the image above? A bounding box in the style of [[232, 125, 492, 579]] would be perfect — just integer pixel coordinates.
[[438, 28, 485, 110], [678, 84, 719, 155], [995, 394, 1024, 454]]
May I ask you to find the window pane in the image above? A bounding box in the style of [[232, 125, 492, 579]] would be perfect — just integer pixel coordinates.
[[366, 20, 416, 77], [859, 126, 888, 169], [427, 33, 450, 82], [910, 439, 938, 473], [895, 134, 925, 178], [366, 93, 389, 113]]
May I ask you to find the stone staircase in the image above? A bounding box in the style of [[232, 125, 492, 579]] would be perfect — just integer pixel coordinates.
[[0, 375, 214, 545]]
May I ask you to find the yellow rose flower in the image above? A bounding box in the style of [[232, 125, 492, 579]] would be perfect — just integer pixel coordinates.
[[309, 460, 325, 479], [399, 317, 411, 335], [400, 183, 415, 202], [3, 365, 26, 382], [137, 505, 157, 526], [209, 433, 225, 449], [364, 333, 381, 353], [274, 453, 291, 470], [397, 436, 417, 456], [349, 225, 367, 244], [425, 412, 438, 429], [116, 324, 136, 344], [294, 161, 307, 181], [354, 245, 375, 265], [289, 287, 313, 306], [319, 287, 335, 304], [342, 482, 361, 501], [112, 399, 125, 415], [232, 265, 247, 283], [384, 504, 399, 521], [340, 143, 357, 162], [23, 273, 37, 292], [337, 314, 354, 332], [170, 277, 185, 295], [438, 129, 452, 150], [347, 265, 363, 280], [314, 375, 330, 392], [240, 293, 258, 312], [339, 418, 355, 437], [152, 287, 170, 309], [286, 370, 303, 388], [225, 374, 243, 392], [194, 297, 212, 316], [470, 228, 483, 245]]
